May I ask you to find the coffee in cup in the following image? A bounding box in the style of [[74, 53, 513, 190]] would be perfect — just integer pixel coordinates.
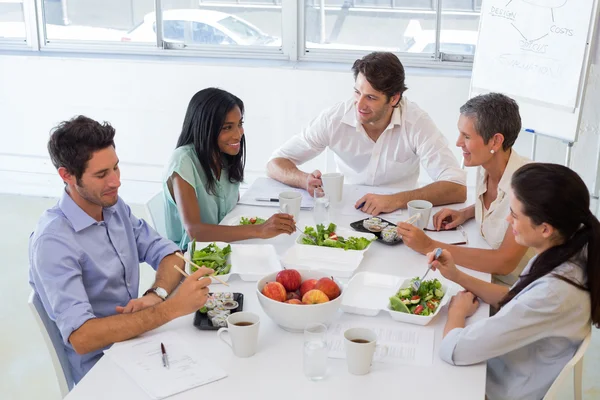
[[217, 312, 260, 358]]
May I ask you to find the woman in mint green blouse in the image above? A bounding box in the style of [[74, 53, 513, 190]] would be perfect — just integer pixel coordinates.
[[163, 88, 296, 250]]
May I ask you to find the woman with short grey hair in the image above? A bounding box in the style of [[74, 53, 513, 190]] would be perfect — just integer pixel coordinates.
[[397, 92, 534, 286]]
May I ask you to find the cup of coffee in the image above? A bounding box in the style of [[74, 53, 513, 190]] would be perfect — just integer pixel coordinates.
[[217, 311, 260, 358], [407, 200, 433, 230], [279, 191, 302, 222], [343, 328, 388, 375], [321, 173, 344, 206]]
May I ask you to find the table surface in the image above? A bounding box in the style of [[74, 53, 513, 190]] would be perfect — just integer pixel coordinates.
[[66, 186, 491, 400]]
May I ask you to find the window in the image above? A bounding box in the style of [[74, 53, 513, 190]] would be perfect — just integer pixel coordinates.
[[192, 22, 235, 45], [161, 20, 185, 43], [304, 0, 479, 59], [160, 4, 282, 49], [3, 0, 480, 66], [441, 0, 480, 56], [42, 0, 154, 44], [0, 0, 26, 41]]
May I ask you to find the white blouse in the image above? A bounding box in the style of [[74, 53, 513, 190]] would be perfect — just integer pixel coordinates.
[[270, 97, 466, 188], [440, 258, 591, 400], [475, 149, 535, 286]]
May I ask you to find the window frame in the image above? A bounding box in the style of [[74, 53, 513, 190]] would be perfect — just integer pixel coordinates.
[[297, 0, 474, 69], [0, 0, 476, 68], [0, 0, 35, 50]]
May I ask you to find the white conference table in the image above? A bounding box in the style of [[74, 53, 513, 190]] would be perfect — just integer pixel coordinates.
[[66, 186, 491, 400]]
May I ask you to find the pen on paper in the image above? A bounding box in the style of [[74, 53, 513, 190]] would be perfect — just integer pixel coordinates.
[[161, 342, 169, 369], [255, 197, 279, 202]]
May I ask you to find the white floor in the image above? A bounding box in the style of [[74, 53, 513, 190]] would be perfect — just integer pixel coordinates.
[[1, 193, 599, 400]]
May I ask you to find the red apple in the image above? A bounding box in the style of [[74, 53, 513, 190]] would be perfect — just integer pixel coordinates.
[[285, 299, 303, 305], [302, 289, 330, 304], [300, 279, 317, 297], [315, 277, 341, 300], [286, 291, 301, 301], [276, 269, 302, 292], [262, 281, 286, 302]]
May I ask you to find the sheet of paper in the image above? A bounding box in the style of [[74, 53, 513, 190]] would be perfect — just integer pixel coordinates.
[[327, 322, 435, 367], [338, 185, 403, 220], [104, 331, 227, 400], [238, 177, 314, 209], [424, 224, 469, 245]]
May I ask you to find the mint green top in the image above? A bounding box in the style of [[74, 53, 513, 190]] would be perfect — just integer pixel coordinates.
[[162, 144, 239, 250]]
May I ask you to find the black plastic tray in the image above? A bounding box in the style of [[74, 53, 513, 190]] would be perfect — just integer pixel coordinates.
[[349, 218, 403, 246], [193, 292, 244, 330]]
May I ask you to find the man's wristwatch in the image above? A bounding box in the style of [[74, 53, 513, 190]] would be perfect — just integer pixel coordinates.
[[143, 287, 168, 301]]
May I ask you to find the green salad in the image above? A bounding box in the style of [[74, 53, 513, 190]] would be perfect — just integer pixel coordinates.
[[389, 278, 445, 316], [300, 223, 373, 251], [190, 240, 232, 275], [239, 216, 266, 225]]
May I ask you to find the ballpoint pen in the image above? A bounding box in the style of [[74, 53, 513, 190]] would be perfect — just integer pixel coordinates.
[[161, 342, 169, 369], [255, 197, 279, 202]]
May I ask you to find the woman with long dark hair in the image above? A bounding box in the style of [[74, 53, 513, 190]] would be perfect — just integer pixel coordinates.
[[163, 88, 295, 249], [432, 163, 599, 400]]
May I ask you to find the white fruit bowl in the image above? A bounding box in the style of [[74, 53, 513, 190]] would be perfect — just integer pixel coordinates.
[[256, 269, 344, 332]]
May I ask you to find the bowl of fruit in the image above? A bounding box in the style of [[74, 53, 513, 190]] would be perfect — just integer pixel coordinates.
[[256, 268, 343, 332]]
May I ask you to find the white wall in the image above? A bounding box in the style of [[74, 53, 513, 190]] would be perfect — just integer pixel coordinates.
[[0, 53, 598, 210]]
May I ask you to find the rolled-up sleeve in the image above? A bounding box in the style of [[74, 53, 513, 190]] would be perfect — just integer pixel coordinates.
[[31, 235, 96, 346], [269, 108, 332, 165], [439, 327, 464, 365], [412, 114, 466, 185], [127, 204, 180, 269], [439, 282, 568, 366]]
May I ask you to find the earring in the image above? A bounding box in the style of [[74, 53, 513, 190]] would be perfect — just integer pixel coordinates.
[[490, 149, 495, 154]]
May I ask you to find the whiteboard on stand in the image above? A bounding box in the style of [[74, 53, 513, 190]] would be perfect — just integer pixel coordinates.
[[470, 0, 599, 143]]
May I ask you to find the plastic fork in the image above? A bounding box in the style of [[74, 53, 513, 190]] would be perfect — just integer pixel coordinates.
[[412, 247, 443, 292]]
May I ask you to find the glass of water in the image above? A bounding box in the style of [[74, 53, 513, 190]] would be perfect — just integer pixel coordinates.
[[313, 187, 329, 225], [303, 323, 328, 381]]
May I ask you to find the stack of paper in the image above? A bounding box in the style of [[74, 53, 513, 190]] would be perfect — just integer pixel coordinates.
[[327, 322, 435, 366], [104, 331, 227, 399], [238, 177, 314, 209], [424, 224, 468, 245]]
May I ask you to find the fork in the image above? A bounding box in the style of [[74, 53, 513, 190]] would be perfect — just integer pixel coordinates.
[[412, 247, 443, 292]]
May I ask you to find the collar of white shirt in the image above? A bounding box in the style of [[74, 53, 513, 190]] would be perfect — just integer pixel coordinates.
[[478, 149, 528, 198], [339, 97, 404, 132]]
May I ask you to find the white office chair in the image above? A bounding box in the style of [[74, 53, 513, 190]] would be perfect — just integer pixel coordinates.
[[543, 329, 593, 400], [28, 291, 74, 398], [146, 191, 168, 238]]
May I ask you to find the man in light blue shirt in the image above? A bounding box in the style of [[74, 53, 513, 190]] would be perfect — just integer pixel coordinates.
[[29, 116, 214, 384]]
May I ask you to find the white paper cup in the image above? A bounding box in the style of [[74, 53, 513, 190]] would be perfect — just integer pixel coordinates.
[[217, 312, 260, 358], [279, 191, 302, 221], [321, 173, 344, 205], [407, 200, 433, 230], [344, 328, 388, 375]]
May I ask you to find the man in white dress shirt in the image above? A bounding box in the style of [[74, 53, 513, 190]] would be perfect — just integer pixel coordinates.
[[266, 52, 466, 216]]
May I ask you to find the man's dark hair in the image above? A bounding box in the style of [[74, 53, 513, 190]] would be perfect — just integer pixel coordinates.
[[459, 93, 521, 151], [351, 52, 408, 106], [48, 115, 116, 183]]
